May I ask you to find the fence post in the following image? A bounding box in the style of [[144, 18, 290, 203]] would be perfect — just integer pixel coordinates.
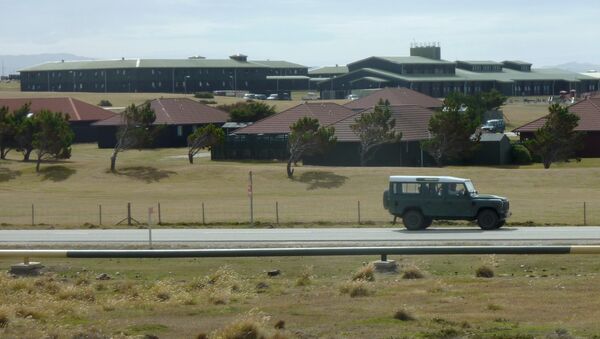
[[31, 204, 35, 226], [158, 202, 162, 225], [99, 204, 102, 225], [202, 202, 205, 225], [276, 201, 279, 225], [584, 202, 587, 226], [249, 171, 254, 226], [127, 202, 132, 226], [357, 200, 361, 225], [148, 207, 153, 249]]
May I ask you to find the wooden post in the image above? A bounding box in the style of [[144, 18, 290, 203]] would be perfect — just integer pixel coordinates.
[[158, 202, 162, 225], [127, 202, 132, 226], [99, 204, 102, 225], [357, 200, 361, 225], [148, 207, 153, 249], [249, 171, 254, 226], [31, 204, 34, 226], [202, 202, 206, 225], [584, 202, 587, 226], [276, 201, 279, 225]]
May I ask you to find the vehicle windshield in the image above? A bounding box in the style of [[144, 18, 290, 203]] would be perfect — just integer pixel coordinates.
[[465, 180, 477, 194]]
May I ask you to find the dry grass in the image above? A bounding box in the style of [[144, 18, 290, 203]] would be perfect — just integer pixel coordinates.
[[476, 265, 495, 278], [295, 266, 314, 287], [352, 263, 375, 282], [393, 308, 416, 321], [2, 144, 600, 227], [0, 254, 599, 337], [402, 266, 425, 280]]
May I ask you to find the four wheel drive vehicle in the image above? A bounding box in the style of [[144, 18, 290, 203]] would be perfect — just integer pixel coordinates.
[[243, 93, 256, 100], [346, 94, 359, 100], [254, 94, 267, 100], [481, 119, 505, 133], [383, 176, 510, 230]]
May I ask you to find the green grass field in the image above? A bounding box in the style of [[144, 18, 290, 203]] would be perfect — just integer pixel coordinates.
[[1, 254, 600, 338], [1, 144, 600, 227]]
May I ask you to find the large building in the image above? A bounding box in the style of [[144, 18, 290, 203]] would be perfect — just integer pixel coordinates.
[[316, 44, 600, 99], [19, 54, 309, 94]]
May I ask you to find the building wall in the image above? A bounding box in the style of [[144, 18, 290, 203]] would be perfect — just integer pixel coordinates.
[[97, 124, 209, 148], [21, 66, 309, 93]]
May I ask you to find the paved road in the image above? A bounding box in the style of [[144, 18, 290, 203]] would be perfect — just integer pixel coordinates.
[[1, 227, 600, 246]]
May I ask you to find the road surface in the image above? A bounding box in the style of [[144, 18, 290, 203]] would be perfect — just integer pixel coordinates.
[[1, 227, 600, 247]]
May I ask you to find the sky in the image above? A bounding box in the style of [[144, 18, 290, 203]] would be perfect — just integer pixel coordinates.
[[1, 0, 599, 67]]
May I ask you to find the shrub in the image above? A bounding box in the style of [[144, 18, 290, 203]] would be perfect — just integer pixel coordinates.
[[340, 281, 371, 298], [296, 266, 314, 286], [212, 319, 267, 339], [393, 309, 415, 321], [199, 99, 217, 105], [402, 266, 424, 279], [194, 92, 214, 99], [352, 263, 375, 282], [476, 265, 495, 278], [98, 99, 112, 107], [511, 143, 532, 165]]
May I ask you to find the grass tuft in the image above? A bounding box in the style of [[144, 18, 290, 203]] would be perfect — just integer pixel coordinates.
[[295, 265, 314, 286], [352, 263, 375, 282], [0, 307, 10, 328], [476, 265, 495, 278], [402, 266, 425, 279], [340, 281, 371, 298], [393, 308, 416, 321]]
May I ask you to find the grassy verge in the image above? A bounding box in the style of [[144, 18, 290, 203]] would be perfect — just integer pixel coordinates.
[[1, 144, 600, 227], [1, 254, 599, 338]]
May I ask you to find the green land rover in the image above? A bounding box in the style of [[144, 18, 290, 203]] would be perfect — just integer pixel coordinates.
[[383, 176, 510, 230]]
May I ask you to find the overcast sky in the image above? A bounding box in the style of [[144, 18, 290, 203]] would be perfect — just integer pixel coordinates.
[[1, 0, 599, 67]]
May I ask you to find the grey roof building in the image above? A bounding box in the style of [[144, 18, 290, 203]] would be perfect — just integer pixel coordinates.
[[19, 54, 309, 94], [317, 44, 600, 99]]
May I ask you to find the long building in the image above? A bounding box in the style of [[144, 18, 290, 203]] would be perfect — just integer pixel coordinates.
[[316, 44, 600, 98], [19, 54, 309, 94]]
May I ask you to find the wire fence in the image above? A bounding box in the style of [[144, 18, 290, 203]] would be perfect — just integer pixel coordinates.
[[1, 198, 598, 227]]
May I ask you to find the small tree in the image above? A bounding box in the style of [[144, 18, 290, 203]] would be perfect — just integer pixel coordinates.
[[0, 106, 13, 159], [287, 117, 336, 178], [110, 103, 156, 172], [31, 110, 74, 172], [350, 99, 401, 166], [525, 104, 584, 169], [7, 103, 37, 161], [187, 124, 225, 164], [422, 99, 481, 166], [218, 101, 276, 122]]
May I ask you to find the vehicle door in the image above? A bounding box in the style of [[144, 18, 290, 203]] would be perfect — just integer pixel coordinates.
[[442, 183, 473, 217], [394, 182, 422, 215], [420, 182, 445, 217]]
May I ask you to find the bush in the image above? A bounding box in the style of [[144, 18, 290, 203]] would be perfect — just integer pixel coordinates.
[[295, 266, 314, 286], [402, 266, 424, 279], [340, 281, 371, 298], [199, 99, 217, 105], [476, 265, 495, 278], [352, 264, 375, 282], [393, 309, 415, 321], [194, 92, 214, 99], [98, 100, 112, 107], [511, 143, 532, 165]]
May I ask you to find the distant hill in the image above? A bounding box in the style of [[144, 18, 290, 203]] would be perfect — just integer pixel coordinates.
[[0, 53, 94, 75], [548, 62, 600, 73]]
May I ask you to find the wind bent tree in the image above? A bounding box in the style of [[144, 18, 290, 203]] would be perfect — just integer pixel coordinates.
[[31, 110, 74, 172], [187, 124, 225, 164], [287, 117, 336, 178], [525, 103, 583, 169], [350, 99, 401, 166], [110, 103, 156, 172]]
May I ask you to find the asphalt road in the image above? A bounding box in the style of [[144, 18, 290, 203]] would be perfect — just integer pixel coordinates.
[[1, 227, 600, 246]]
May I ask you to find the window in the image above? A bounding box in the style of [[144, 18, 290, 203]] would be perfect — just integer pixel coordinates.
[[401, 183, 421, 194], [152, 82, 156, 88], [177, 126, 183, 136]]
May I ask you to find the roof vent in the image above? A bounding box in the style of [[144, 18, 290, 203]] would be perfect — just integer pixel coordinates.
[[229, 54, 248, 62], [121, 57, 125, 61]]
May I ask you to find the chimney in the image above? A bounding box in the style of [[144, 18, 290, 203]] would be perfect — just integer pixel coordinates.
[[121, 57, 125, 61]]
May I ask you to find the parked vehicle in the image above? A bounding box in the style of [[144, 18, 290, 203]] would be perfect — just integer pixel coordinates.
[[266, 92, 291, 100], [266, 94, 279, 100], [302, 92, 320, 100], [383, 176, 510, 230], [254, 94, 267, 100], [481, 119, 505, 133], [346, 94, 359, 100], [243, 93, 256, 100]]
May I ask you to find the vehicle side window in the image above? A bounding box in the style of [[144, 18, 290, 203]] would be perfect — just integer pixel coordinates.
[[447, 183, 467, 196], [401, 183, 420, 194], [392, 183, 398, 194]]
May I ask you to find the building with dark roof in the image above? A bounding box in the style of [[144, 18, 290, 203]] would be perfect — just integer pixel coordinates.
[[344, 87, 443, 111], [0, 97, 115, 142], [514, 97, 600, 157], [212, 103, 357, 161], [93, 98, 229, 148], [19, 54, 309, 94], [304, 105, 436, 166], [317, 44, 600, 99]]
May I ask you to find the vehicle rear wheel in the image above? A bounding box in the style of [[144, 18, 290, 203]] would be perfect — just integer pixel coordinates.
[[403, 210, 425, 230], [478, 209, 499, 230], [422, 217, 433, 229], [495, 220, 505, 229]]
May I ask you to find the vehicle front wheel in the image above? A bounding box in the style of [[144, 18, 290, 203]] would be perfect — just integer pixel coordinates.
[[422, 217, 433, 229], [495, 220, 506, 229], [478, 209, 499, 230], [403, 210, 425, 230]]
